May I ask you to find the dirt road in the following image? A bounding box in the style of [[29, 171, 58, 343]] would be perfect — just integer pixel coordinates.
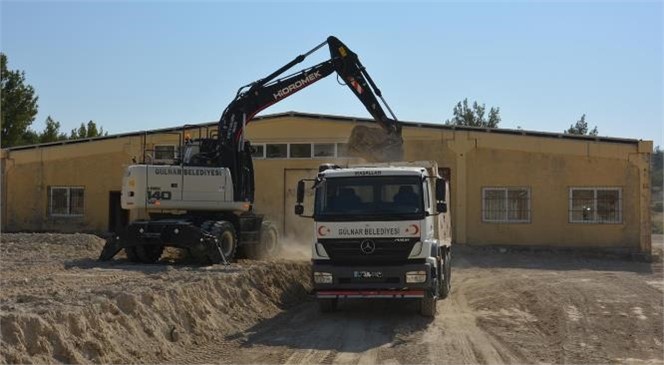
[[170, 245, 664, 365], [1, 234, 662, 364]]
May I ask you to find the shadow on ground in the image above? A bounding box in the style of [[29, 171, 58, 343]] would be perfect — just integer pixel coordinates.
[[228, 299, 433, 353]]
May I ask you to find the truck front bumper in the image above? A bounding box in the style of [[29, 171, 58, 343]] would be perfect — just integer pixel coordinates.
[[312, 262, 434, 299]]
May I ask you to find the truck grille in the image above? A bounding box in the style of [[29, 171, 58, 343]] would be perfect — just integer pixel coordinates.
[[319, 238, 418, 265]]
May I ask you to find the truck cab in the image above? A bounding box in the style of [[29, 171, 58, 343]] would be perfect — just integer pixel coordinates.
[[295, 161, 452, 317]]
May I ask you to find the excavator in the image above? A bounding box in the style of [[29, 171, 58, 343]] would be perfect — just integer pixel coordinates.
[[99, 36, 403, 264]]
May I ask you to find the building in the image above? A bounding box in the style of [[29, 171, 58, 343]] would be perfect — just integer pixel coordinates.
[[0, 112, 653, 254]]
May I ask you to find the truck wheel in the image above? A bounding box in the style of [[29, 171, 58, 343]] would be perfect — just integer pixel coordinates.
[[318, 298, 337, 313], [439, 248, 452, 299], [420, 294, 437, 317], [247, 221, 280, 260]]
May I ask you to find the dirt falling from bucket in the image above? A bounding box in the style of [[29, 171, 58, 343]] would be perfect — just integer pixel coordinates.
[[346, 125, 403, 162]]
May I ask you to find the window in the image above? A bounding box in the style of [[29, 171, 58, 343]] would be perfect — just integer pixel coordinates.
[[154, 145, 176, 162], [336, 143, 350, 157], [266, 144, 287, 158], [49, 187, 84, 216], [482, 187, 530, 223], [313, 143, 335, 158], [251, 144, 265, 159], [289, 143, 312, 158], [569, 188, 622, 223]]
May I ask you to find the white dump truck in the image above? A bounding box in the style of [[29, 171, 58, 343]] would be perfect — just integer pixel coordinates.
[[294, 161, 452, 317]]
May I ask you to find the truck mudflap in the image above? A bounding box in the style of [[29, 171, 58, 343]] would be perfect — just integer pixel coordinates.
[[98, 220, 222, 262], [316, 289, 425, 299]]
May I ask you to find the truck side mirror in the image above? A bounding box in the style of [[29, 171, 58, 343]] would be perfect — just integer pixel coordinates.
[[437, 202, 448, 213], [294, 204, 304, 215], [296, 180, 305, 204], [435, 178, 446, 201]]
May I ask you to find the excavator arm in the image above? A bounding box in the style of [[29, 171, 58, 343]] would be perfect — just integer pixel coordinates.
[[199, 36, 402, 203], [218, 36, 401, 146]]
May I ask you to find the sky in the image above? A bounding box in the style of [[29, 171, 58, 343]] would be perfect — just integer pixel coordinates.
[[1, 1, 662, 146]]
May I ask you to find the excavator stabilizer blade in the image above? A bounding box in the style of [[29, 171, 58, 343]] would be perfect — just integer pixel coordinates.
[[347, 125, 404, 162]]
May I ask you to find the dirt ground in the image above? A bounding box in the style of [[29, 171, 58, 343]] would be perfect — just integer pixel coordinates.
[[1, 233, 663, 364]]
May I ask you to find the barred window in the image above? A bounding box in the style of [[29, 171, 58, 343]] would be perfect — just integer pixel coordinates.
[[266, 144, 287, 158], [289, 143, 312, 158], [482, 187, 531, 223], [569, 188, 622, 223], [49, 187, 84, 216], [313, 143, 335, 157], [154, 145, 176, 161], [251, 144, 265, 159]]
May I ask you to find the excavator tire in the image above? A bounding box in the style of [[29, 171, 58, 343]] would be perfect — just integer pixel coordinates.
[[124, 243, 163, 264], [191, 220, 237, 265], [246, 220, 280, 260], [136, 244, 164, 264]]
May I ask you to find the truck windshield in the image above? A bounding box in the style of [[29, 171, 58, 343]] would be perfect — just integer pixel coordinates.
[[315, 176, 424, 220]]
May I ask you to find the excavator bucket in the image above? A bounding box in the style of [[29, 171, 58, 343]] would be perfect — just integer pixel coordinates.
[[346, 125, 404, 162]]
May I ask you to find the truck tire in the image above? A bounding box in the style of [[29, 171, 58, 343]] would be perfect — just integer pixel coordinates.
[[318, 298, 337, 313], [420, 294, 437, 317], [246, 221, 280, 259], [439, 247, 452, 299]]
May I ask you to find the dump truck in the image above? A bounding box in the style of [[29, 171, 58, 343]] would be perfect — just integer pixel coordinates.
[[99, 36, 403, 264], [295, 161, 452, 317]]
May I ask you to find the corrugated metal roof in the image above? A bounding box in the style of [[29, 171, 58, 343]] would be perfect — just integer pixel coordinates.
[[1, 111, 643, 152]]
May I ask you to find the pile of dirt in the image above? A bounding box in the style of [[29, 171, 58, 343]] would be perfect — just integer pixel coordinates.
[[0, 233, 311, 364], [346, 125, 403, 161]]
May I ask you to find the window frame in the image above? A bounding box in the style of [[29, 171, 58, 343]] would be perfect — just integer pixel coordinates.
[[313, 143, 336, 158], [48, 186, 85, 217], [481, 187, 531, 223], [265, 143, 288, 159], [153, 144, 177, 163], [288, 143, 313, 159], [251, 143, 266, 159], [568, 187, 622, 224]]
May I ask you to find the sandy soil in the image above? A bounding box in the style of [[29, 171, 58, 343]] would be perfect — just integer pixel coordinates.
[[0, 234, 311, 364], [1, 233, 662, 364]]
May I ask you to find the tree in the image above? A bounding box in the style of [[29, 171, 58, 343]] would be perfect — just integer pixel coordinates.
[[70, 120, 107, 139], [0, 53, 39, 147], [39, 116, 68, 143], [565, 114, 598, 136], [444, 98, 500, 128]]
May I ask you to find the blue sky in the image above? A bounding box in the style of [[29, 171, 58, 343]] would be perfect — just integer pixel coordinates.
[[1, 1, 662, 146]]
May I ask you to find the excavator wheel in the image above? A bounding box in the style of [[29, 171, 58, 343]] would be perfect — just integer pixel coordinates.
[[246, 220, 280, 260], [124, 243, 163, 264], [191, 220, 237, 265]]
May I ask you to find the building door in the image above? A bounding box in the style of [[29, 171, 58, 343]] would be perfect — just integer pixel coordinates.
[[284, 168, 317, 243], [108, 191, 129, 232]]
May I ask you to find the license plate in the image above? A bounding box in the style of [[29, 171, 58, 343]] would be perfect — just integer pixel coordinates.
[[354, 271, 383, 279]]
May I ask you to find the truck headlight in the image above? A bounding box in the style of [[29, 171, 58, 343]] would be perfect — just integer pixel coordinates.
[[408, 241, 423, 258], [315, 243, 329, 258], [405, 270, 427, 283], [313, 272, 333, 284]]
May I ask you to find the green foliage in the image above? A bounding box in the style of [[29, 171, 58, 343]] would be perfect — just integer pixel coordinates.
[[445, 98, 501, 128], [39, 116, 68, 143], [565, 114, 598, 136], [69, 120, 107, 139], [1, 53, 39, 147]]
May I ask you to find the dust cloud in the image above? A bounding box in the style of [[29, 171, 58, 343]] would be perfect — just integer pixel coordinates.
[[346, 125, 403, 162]]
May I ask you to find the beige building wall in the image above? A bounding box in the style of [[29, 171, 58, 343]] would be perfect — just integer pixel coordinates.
[[0, 114, 653, 253]]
